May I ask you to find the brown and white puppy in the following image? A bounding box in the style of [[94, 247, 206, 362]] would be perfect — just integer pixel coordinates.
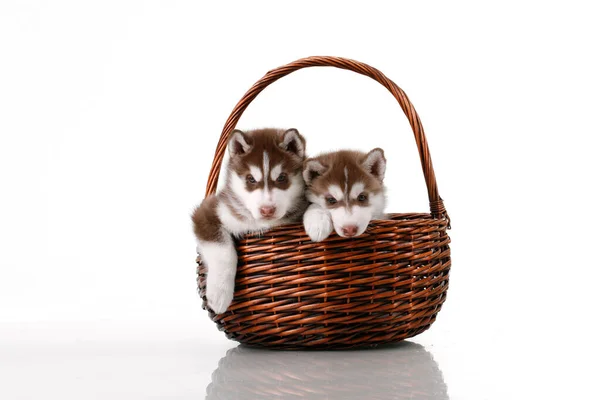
[[192, 128, 308, 313], [302, 149, 387, 242]]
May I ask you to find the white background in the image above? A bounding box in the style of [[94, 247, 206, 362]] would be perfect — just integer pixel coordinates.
[[1, 1, 599, 399]]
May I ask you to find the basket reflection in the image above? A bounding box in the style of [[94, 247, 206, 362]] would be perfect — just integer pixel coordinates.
[[206, 341, 448, 400]]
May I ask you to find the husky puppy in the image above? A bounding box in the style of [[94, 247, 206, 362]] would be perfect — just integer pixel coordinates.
[[302, 148, 387, 242], [192, 128, 308, 313]]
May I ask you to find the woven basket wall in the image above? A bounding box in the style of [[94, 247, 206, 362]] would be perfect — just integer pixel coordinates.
[[196, 56, 451, 350]]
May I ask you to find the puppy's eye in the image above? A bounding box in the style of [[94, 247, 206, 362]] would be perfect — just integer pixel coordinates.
[[357, 193, 368, 202], [325, 196, 337, 205], [276, 173, 288, 183], [246, 175, 257, 184]]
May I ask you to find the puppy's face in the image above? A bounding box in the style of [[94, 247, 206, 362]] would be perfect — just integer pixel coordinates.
[[227, 128, 306, 221], [304, 149, 387, 238]]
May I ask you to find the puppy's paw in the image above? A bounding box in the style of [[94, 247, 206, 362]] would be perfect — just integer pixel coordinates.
[[198, 239, 238, 314], [303, 208, 333, 242], [206, 278, 234, 314]]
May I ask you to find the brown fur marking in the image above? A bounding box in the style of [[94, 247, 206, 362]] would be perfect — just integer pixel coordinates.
[[191, 195, 223, 242], [229, 128, 304, 189]]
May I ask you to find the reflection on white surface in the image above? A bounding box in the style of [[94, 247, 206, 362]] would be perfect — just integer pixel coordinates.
[[206, 342, 448, 400]]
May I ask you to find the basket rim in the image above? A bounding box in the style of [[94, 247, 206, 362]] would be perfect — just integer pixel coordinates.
[[236, 212, 449, 239]]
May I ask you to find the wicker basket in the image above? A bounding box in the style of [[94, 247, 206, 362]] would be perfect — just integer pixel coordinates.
[[196, 56, 451, 349]]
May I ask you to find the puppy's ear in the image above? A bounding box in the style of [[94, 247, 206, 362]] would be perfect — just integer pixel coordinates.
[[278, 128, 306, 159], [362, 148, 386, 182], [303, 159, 328, 185], [228, 130, 252, 157]]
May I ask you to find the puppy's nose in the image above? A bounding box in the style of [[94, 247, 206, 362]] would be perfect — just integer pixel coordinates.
[[260, 206, 276, 218], [341, 225, 358, 237]]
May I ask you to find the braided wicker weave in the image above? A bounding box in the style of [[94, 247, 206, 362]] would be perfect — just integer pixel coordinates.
[[196, 56, 451, 349]]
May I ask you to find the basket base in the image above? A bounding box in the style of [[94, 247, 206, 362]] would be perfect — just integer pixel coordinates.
[[220, 322, 434, 350], [200, 292, 444, 350]]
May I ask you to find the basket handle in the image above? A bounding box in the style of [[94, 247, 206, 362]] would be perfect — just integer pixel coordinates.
[[205, 56, 449, 220]]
